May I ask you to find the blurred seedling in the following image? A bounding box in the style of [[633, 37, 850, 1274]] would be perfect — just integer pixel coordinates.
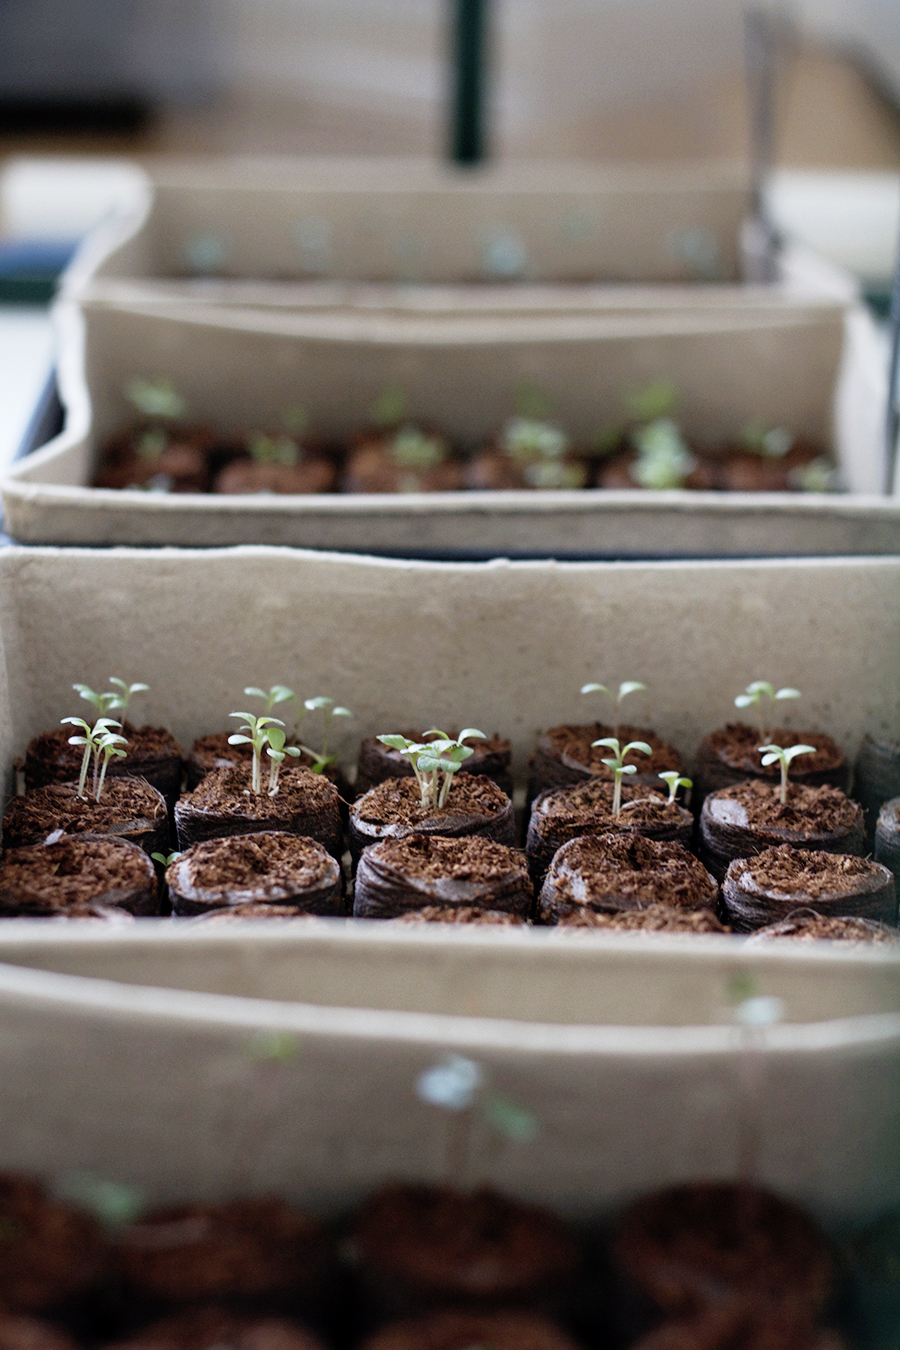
[[298, 696, 353, 772], [734, 680, 800, 742], [377, 729, 485, 810], [592, 378, 680, 459], [629, 417, 696, 490], [580, 680, 646, 740], [54, 1173, 147, 1230], [124, 377, 187, 422], [658, 771, 693, 806], [416, 1053, 539, 1187], [247, 432, 300, 468], [502, 383, 570, 466], [740, 418, 793, 460], [60, 717, 128, 801], [758, 743, 816, 804], [228, 712, 298, 795], [592, 737, 652, 814]]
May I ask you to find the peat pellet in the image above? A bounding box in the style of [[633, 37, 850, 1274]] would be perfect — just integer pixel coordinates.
[[184, 903, 323, 924], [527, 723, 681, 802], [0, 1173, 105, 1311], [629, 1305, 831, 1350], [613, 1182, 835, 1319], [875, 797, 900, 892], [103, 1309, 327, 1350], [386, 904, 525, 926], [353, 834, 532, 920], [744, 908, 900, 946], [694, 724, 848, 804], [114, 1198, 332, 1304], [699, 782, 866, 883], [552, 903, 728, 934], [723, 846, 897, 932], [174, 765, 342, 856], [0, 834, 159, 917], [855, 736, 900, 838], [359, 1309, 581, 1350], [24, 724, 183, 805], [0, 1315, 80, 1350], [186, 732, 350, 802], [166, 832, 343, 917], [349, 775, 514, 869], [352, 1183, 579, 1309], [538, 834, 718, 926], [356, 732, 513, 797], [3, 777, 169, 858], [527, 779, 692, 885]]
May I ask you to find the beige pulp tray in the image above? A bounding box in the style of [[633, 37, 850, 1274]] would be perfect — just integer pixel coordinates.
[[2, 289, 893, 551], [0, 546, 896, 1219]]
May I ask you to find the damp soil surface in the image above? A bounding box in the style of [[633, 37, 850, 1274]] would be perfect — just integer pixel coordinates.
[[353, 834, 532, 920], [360, 1309, 581, 1350], [186, 733, 343, 792], [540, 834, 718, 920], [628, 1304, 825, 1350], [704, 782, 859, 834], [352, 1184, 579, 1304], [541, 724, 681, 777], [172, 833, 337, 903], [184, 903, 321, 924], [387, 905, 525, 926], [3, 777, 166, 849], [114, 1199, 330, 1303], [0, 1315, 80, 1350], [613, 1182, 834, 1317], [104, 1308, 326, 1350], [731, 846, 882, 898], [701, 724, 843, 778], [355, 776, 509, 829], [183, 765, 337, 819], [24, 724, 182, 791], [0, 836, 157, 916], [0, 1174, 106, 1312], [745, 909, 900, 945], [553, 903, 728, 933]]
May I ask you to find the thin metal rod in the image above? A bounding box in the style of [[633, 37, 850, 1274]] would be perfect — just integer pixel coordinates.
[[885, 235, 900, 495], [449, 0, 489, 164]]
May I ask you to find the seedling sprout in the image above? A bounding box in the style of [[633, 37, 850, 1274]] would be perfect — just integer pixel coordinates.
[[264, 725, 302, 795], [244, 684, 297, 718], [580, 680, 646, 740], [61, 717, 128, 801], [658, 771, 693, 806], [299, 696, 353, 772], [416, 1053, 539, 1186], [228, 712, 296, 795], [734, 680, 800, 742], [758, 743, 816, 805], [151, 851, 182, 868], [377, 729, 486, 810], [124, 377, 186, 421], [592, 737, 652, 814]]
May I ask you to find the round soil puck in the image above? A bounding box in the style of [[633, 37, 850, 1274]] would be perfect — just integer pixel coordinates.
[[103, 1306, 326, 1350], [527, 723, 681, 802], [3, 777, 169, 858], [349, 776, 514, 869], [24, 724, 183, 804], [386, 904, 525, 926], [723, 846, 896, 931], [174, 765, 342, 856], [613, 1182, 834, 1318], [699, 782, 866, 883], [537, 834, 718, 925], [166, 832, 342, 917], [875, 797, 900, 892], [694, 725, 848, 803], [744, 908, 900, 946], [184, 732, 349, 801], [552, 903, 728, 934], [0, 1174, 105, 1311], [359, 1308, 582, 1350], [353, 834, 532, 919], [0, 834, 159, 917], [629, 1304, 835, 1350], [527, 779, 692, 885], [854, 736, 900, 839], [183, 903, 323, 924], [356, 732, 513, 798], [0, 1316, 80, 1350]]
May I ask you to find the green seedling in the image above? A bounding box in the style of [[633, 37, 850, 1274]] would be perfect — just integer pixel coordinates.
[[74, 679, 149, 724], [758, 743, 817, 805], [591, 379, 680, 461], [264, 725, 302, 795], [377, 728, 486, 810], [788, 457, 837, 493], [580, 680, 646, 740], [741, 418, 793, 459], [629, 418, 696, 489], [247, 433, 299, 468], [734, 681, 801, 742], [228, 712, 290, 795], [298, 696, 353, 772], [501, 417, 569, 463], [658, 771, 693, 805], [61, 716, 126, 801], [592, 737, 652, 814], [389, 426, 446, 470], [244, 684, 297, 718], [416, 1053, 540, 1187], [124, 377, 187, 421], [624, 378, 679, 423], [151, 851, 183, 868]]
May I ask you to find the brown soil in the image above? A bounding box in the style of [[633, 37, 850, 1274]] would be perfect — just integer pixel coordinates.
[[114, 1198, 330, 1303], [630, 1304, 827, 1350], [184, 904, 322, 924], [544, 723, 681, 776], [464, 448, 589, 491], [94, 425, 214, 492], [0, 1174, 106, 1311], [355, 776, 508, 829], [175, 765, 342, 855], [704, 725, 843, 779], [0, 1316, 80, 1350], [341, 435, 464, 494], [167, 832, 342, 916], [387, 905, 525, 926], [213, 456, 337, 494], [360, 1308, 582, 1350], [553, 903, 728, 933], [705, 781, 860, 834], [352, 1184, 578, 1304], [353, 834, 532, 920], [745, 909, 900, 945], [733, 846, 881, 898], [24, 724, 182, 794], [0, 835, 158, 916], [3, 777, 167, 850], [104, 1308, 326, 1350], [355, 732, 512, 796], [539, 834, 718, 922], [185, 732, 345, 795], [613, 1182, 834, 1318]]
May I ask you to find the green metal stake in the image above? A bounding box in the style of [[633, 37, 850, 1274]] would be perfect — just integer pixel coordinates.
[[450, 0, 489, 164]]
